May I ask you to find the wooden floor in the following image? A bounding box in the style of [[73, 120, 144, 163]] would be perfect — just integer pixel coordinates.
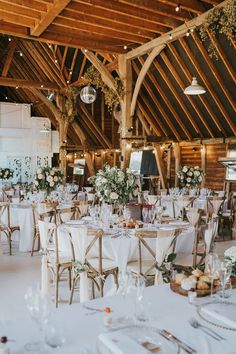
[[0, 239, 235, 320]]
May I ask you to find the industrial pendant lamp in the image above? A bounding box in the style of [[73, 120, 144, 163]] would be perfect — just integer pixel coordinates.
[[184, 77, 206, 95]]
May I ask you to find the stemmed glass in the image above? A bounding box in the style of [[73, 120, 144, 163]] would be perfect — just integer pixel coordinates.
[[24, 287, 51, 353], [142, 207, 149, 224], [94, 204, 100, 220], [148, 207, 155, 226], [218, 260, 232, 299], [205, 253, 220, 298]]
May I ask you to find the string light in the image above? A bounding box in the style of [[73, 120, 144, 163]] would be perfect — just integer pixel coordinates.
[[123, 45, 128, 50], [8, 37, 11, 41], [175, 3, 180, 12], [40, 84, 44, 88], [169, 33, 173, 40], [15, 86, 19, 89], [190, 28, 194, 33], [67, 80, 70, 84], [186, 30, 190, 37], [19, 52, 23, 57], [84, 48, 88, 53], [54, 59, 58, 64]]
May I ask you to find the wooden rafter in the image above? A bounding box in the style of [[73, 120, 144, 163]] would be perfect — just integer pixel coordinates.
[[130, 44, 165, 118], [126, 0, 231, 59], [132, 60, 181, 141], [207, 31, 236, 85], [192, 33, 236, 111], [0, 77, 59, 90], [138, 56, 192, 140], [153, 60, 202, 138], [1, 40, 16, 77], [167, 44, 227, 136], [179, 37, 236, 136], [79, 104, 112, 149], [137, 101, 161, 136], [31, 0, 71, 36], [160, 51, 215, 138]]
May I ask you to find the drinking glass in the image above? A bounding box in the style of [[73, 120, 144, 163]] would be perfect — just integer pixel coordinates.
[[218, 260, 232, 299], [24, 287, 51, 353], [148, 207, 155, 225], [205, 253, 220, 298], [44, 320, 66, 349], [123, 206, 131, 224], [94, 204, 100, 220], [142, 207, 149, 223], [126, 273, 146, 321]]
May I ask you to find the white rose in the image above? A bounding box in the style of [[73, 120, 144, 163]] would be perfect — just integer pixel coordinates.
[[187, 177, 191, 182], [110, 192, 119, 200], [35, 181, 39, 186], [198, 176, 202, 182], [37, 168, 42, 174], [38, 174, 43, 180], [50, 170, 55, 176], [49, 182, 54, 187], [194, 171, 200, 176], [195, 166, 200, 170], [182, 166, 188, 173], [54, 176, 58, 182], [47, 176, 53, 183], [187, 172, 193, 176]]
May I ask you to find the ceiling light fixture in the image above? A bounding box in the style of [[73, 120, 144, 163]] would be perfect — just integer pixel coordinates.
[[175, 3, 180, 12], [184, 77, 206, 95]]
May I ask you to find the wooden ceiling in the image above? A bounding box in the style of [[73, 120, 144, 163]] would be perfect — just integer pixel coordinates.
[[0, 0, 235, 147], [0, 0, 222, 53]]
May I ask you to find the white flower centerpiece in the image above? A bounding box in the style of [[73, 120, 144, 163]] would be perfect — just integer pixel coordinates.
[[88, 164, 138, 206], [224, 246, 236, 276], [177, 166, 204, 188], [34, 166, 63, 195], [0, 168, 14, 180]]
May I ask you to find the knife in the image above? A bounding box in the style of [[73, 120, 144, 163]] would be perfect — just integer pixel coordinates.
[[160, 329, 197, 353]]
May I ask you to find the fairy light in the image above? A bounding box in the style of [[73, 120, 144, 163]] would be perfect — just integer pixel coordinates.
[[175, 3, 180, 12]]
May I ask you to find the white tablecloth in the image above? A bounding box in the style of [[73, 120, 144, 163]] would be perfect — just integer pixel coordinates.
[[1, 285, 236, 354], [58, 225, 195, 271]]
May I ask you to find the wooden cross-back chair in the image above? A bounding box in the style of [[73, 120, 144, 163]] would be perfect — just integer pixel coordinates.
[[173, 196, 196, 219], [196, 216, 219, 264], [69, 228, 118, 304], [127, 229, 181, 283], [38, 219, 72, 307], [56, 206, 79, 224], [219, 193, 236, 240], [206, 196, 225, 221], [0, 201, 20, 255]]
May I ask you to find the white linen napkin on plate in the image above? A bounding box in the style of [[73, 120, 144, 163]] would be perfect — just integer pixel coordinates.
[[200, 302, 236, 329]]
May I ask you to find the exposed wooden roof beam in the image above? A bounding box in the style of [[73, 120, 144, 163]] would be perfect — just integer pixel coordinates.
[[160, 51, 215, 138], [31, 0, 71, 36], [126, 0, 231, 59], [156, 0, 206, 13], [179, 37, 236, 136], [130, 45, 165, 118], [137, 101, 162, 136], [0, 77, 59, 90], [207, 31, 236, 85], [136, 107, 151, 135], [1, 40, 16, 77], [153, 60, 201, 138], [168, 43, 227, 136], [79, 104, 112, 149], [138, 56, 192, 140], [132, 60, 181, 141], [193, 33, 236, 111]]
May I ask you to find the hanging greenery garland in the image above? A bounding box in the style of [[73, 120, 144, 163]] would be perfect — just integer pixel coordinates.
[[199, 0, 236, 59], [84, 66, 124, 112]]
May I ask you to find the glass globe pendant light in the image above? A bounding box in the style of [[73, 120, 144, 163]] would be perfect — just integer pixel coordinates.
[[184, 77, 206, 95], [80, 85, 97, 104]]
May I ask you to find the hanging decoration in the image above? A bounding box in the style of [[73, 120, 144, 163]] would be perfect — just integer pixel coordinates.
[[80, 85, 97, 104], [184, 77, 206, 95], [199, 0, 236, 59], [84, 66, 124, 112]]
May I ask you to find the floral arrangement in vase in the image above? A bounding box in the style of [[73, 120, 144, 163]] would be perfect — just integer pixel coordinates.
[[177, 166, 204, 188], [88, 164, 138, 205], [34, 166, 63, 195], [224, 246, 236, 276], [0, 168, 14, 180]]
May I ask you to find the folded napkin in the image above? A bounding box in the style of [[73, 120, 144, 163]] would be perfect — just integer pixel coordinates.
[[98, 332, 149, 354], [200, 302, 236, 329]]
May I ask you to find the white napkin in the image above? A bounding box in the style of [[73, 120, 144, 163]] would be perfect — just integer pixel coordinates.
[[201, 302, 236, 329], [98, 332, 148, 354]]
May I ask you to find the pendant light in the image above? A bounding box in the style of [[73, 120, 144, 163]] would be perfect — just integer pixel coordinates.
[[184, 77, 206, 95]]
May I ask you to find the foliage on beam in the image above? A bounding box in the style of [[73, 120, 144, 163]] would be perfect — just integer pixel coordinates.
[[199, 0, 236, 59], [84, 66, 124, 112]]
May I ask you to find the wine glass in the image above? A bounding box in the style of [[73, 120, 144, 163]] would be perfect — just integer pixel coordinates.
[[218, 260, 232, 299], [142, 207, 149, 223], [148, 207, 155, 226], [126, 273, 146, 322], [205, 253, 220, 298], [24, 287, 51, 353], [44, 320, 66, 349]]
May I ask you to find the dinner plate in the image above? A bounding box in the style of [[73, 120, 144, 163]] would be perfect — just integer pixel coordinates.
[[65, 220, 87, 226], [103, 324, 178, 353], [169, 221, 189, 226], [197, 301, 236, 330]]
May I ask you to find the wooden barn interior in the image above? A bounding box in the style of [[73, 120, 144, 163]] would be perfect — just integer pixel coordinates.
[[0, 0, 235, 193]]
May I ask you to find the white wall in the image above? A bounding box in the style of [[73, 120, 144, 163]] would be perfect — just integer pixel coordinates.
[[0, 102, 59, 183]]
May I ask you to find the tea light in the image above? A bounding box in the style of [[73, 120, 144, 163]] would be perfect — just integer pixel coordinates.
[[188, 291, 197, 304]]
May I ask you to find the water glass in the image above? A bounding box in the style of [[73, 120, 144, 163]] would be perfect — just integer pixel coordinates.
[[142, 207, 149, 223], [218, 260, 232, 299], [45, 321, 66, 349], [205, 253, 220, 297]]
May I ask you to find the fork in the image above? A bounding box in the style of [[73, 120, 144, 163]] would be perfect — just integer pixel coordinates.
[[189, 318, 226, 341]]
